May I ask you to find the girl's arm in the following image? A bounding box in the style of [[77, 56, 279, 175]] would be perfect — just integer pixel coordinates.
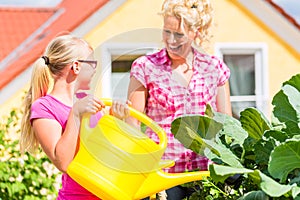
[[32, 95, 104, 173], [32, 110, 79, 173]]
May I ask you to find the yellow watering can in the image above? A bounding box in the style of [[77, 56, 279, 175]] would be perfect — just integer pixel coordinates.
[[67, 99, 209, 200]]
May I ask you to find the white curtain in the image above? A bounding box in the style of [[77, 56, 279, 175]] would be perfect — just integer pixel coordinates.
[[223, 54, 256, 118]]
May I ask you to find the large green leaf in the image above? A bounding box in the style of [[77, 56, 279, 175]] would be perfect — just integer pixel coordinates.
[[240, 108, 271, 141], [252, 130, 288, 167], [272, 90, 297, 135], [171, 115, 223, 151], [171, 123, 209, 154], [282, 84, 300, 118], [292, 186, 300, 199], [171, 115, 223, 139], [268, 139, 300, 182], [214, 112, 248, 146], [281, 85, 300, 135], [259, 170, 294, 197], [264, 130, 288, 143], [209, 164, 252, 183], [171, 115, 243, 167], [203, 139, 243, 168], [272, 74, 300, 137], [238, 191, 269, 200], [253, 138, 275, 166], [210, 164, 298, 197], [282, 74, 300, 92]]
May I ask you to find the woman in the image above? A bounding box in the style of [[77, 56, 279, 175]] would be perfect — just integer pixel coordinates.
[[20, 34, 129, 199], [127, 0, 232, 199]]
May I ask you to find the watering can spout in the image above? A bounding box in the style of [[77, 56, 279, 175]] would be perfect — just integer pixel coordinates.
[[134, 170, 210, 199]]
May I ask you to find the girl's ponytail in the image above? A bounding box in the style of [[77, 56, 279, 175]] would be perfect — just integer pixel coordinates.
[[20, 57, 52, 154]]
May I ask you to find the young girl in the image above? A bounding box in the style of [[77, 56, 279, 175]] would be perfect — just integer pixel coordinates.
[[20, 34, 129, 199]]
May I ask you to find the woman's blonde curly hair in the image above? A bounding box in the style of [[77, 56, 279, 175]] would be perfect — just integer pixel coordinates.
[[160, 0, 213, 47]]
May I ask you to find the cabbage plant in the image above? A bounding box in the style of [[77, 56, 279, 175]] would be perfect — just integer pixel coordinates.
[[171, 74, 300, 199]]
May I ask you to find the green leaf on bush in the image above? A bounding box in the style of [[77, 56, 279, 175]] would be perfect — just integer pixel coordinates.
[[253, 139, 275, 166], [204, 139, 243, 168], [282, 74, 300, 92], [292, 186, 300, 199], [238, 190, 269, 200], [259, 171, 293, 197], [172, 115, 223, 139], [264, 130, 288, 142], [210, 164, 297, 197], [171, 115, 243, 167], [171, 115, 223, 153], [272, 74, 300, 137], [240, 108, 271, 141], [214, 112, 248, 146], [209, 164, 252, 183], [268, 139, 300, 182]]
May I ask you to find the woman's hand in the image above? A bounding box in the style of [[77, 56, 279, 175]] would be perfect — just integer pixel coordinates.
[[73, 94, 105, 117], [110, 100, 132, 119]]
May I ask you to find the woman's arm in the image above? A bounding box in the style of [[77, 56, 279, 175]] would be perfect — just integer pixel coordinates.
[[216, 81, 232, 116]]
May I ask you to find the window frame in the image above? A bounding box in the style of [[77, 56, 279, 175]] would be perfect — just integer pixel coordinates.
[[215, 43, 269, 115], [99, 43, 160, 98]]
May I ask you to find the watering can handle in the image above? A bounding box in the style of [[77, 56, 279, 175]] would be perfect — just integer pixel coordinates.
[[100, 98, 167, 149]]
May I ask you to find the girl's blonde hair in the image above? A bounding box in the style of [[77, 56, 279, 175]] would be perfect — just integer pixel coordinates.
[[20, 34, 92, 154], [160, 0, 213, 46]]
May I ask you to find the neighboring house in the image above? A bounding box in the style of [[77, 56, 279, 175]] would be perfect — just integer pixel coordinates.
[[0, 0, 299, 119]]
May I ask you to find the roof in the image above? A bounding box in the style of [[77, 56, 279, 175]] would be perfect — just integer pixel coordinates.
[[266, 0, 300, 30], [0, 0, 109, 90], [0, 8, 55, 61]]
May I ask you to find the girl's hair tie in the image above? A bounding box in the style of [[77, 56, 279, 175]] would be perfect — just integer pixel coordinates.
[[41, 56, 50, 65]]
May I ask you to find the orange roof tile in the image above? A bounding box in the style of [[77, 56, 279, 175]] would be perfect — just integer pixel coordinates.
[[0, 0, 109, 90], [0, 8, 55, 60]]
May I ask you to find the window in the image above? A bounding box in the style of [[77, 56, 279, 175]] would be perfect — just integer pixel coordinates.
[[111, 54, 142, 100], [215, 43, 268, 118], [99, 43, 159, 99]]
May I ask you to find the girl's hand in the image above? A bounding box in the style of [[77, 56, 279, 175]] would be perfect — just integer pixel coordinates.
[[110, 100, 132, 119], [73, 94, 105, 117]]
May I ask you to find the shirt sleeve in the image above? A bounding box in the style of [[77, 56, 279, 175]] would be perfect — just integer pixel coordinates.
[[216, 58, 230, 87], [130, 56, 147, 88], [30, 100, 56, 124]]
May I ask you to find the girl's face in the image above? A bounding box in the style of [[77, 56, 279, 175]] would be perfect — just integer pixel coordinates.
[[76, 51, 97, 90], [162, 15, 196, 61]]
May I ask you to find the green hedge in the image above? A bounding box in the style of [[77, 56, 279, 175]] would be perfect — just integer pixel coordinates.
[[0, 110, 61, 200]]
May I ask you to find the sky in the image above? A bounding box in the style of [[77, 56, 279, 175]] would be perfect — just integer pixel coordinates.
[[0, 0, 61, 7], [0, 0, 299, 24], [273, 0, 300, 23]]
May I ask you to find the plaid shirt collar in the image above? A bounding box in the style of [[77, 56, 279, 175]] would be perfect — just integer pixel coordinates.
[[146, 47, 207, 70]]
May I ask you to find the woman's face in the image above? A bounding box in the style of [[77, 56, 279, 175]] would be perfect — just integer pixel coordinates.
[[162, 15, 196, 60]]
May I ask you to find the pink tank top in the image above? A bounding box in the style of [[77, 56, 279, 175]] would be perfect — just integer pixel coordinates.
[[31, 94, 102, 200]]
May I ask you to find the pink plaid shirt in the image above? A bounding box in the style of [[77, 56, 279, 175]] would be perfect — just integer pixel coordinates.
[[130, 48, 230, 173]]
